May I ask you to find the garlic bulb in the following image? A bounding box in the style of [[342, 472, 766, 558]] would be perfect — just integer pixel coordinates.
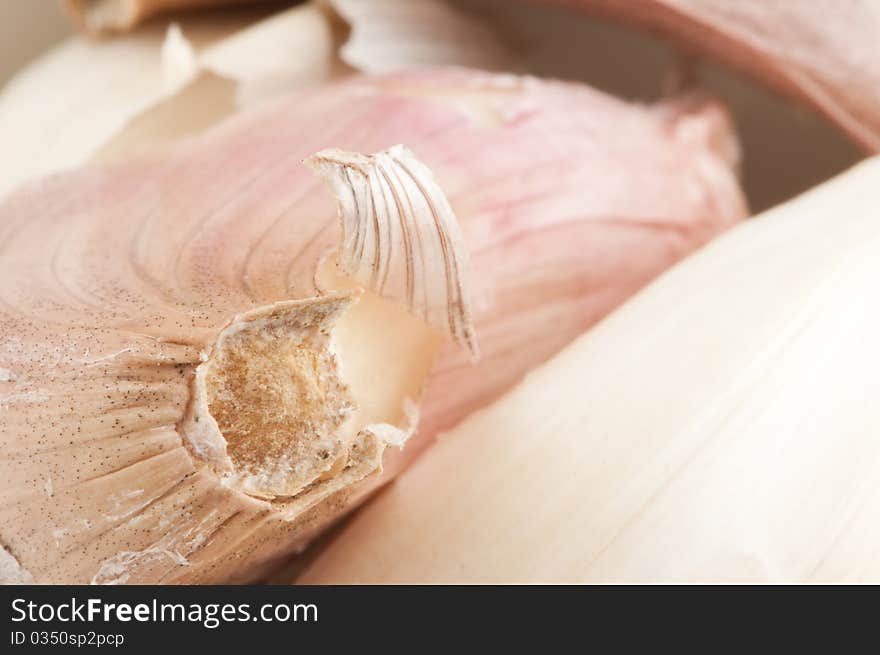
[[0, 140, 452, 585], [543, 0, 880, 151], [0, 69, 745, 583], [300, 157, 880, 584]]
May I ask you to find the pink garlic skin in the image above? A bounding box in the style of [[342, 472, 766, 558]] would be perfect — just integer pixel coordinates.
[[0, 69, 745, 583], [541, 0, 880, 151]]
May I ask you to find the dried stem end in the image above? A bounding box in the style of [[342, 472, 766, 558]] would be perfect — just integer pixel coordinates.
[[184, 290, 440, 502], [204, 296, 355, 499]]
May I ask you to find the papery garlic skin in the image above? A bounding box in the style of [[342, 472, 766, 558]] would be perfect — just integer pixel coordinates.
[[0, 21, 201, 200], [3, 0, 511, 201], [0, 69, 744, 584], [307, 146, 477, 355], [0, 3, 342, 200], [543, 0, 880, 151], [300, 157, 880, 585], [327, 0, 518, 74]]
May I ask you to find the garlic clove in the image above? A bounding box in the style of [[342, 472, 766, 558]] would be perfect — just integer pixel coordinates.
[[4, 0, 519, 201], [0, 21, 202, 200], [96, 3, 349, 160], [299, 157, 880, 584], [0, 69, 744, 583], [198, 2, 349, 108], [0, 3, 342, 200], [541, 0, 880, 151], [395, 78, 746, 466], [326, 0, 519, 74]]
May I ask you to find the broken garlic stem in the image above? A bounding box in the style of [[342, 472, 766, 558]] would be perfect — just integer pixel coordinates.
[[182, 295, 363, 500], [307, 145, 478, 358], [181, 146, 473, 501]]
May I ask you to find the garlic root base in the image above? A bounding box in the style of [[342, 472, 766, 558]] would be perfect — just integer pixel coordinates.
[[184, 289, 440, 502]]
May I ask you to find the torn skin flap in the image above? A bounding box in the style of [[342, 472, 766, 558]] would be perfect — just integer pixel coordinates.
[[307, 145, 479, 359]]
